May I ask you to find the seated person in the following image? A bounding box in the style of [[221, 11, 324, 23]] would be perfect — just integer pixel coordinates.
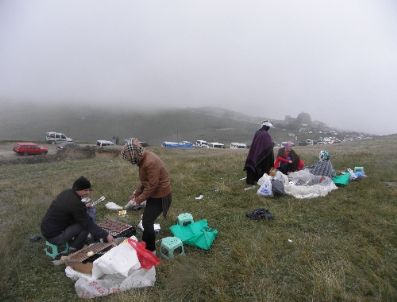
[[41, 176, 114, 252], [274, 142, 304, 174], [307, 150, 336, 178]]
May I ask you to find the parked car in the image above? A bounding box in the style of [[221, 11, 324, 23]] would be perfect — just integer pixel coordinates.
[[208, 142, 225, 148], [230, 142, 247, 149], [161, 141, 193, 149], [96, 140, 115, 147], [195, 140, 209, 148], [13, 142, 48, 155], [45, 131, 73, 144], [56, 142, 79, 151]]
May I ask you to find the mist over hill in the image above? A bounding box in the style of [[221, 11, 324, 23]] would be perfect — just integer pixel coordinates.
[[0, 102, 369, 145]]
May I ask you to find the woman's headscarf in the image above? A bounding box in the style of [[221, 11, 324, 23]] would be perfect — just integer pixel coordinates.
[[319, 150, 330, 161], [121, 138, 144, 165], [282, 141, 294, 151]]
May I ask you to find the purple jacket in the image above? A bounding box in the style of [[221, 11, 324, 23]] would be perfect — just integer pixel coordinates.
[[244, 128, 274, 171]]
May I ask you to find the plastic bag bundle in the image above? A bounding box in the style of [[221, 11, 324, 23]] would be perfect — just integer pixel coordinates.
[[347, 168, 358, 180], [284, 176, 337, 199], [127, 239, 160, 269], [271, 179, 285, 196], [288, 169, 326, 186], [257, 174, 273, 197], [67, 236, 157, 299], [332, 172, 350, 186], [170, 219, 218, 250]]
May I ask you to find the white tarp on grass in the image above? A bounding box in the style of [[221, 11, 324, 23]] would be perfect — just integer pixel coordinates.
[[258, 169, 338, 199]]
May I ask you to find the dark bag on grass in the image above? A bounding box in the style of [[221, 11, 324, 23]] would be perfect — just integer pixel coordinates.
[[246, 208, 273, 221], [271, 179, 285, 196]]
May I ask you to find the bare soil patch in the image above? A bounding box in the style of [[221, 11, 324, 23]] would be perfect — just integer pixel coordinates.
[[0, 142, 98, 165]]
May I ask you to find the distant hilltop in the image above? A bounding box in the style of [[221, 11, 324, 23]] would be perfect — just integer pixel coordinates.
[[0, 102, 372, 146]]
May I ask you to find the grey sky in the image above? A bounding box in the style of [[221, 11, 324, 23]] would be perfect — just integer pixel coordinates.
[[0, 0, 396, 135]]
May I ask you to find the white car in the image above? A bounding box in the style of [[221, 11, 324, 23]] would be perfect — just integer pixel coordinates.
[[208, 142, 225, 148], [230, 142, 247, 149], [45, 131, 73, 144], [96, 140, 114, 147], [195, 140, 209, 148]]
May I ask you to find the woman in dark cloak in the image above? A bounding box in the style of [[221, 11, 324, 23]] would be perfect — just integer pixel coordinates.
[[244, 121, 275, 185]]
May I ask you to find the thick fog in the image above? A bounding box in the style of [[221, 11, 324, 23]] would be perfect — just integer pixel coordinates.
[[0, 0, 396, 135]]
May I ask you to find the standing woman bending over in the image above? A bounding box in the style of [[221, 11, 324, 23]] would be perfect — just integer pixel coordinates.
[[121, 138, 172, 252]]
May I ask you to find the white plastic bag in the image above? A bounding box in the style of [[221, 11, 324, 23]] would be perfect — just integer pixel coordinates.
[[257, 174, 273, 197], [74, 267, 156, 299], [347, 168, 358, 180], [284, 176, 337, 199], [92, 236, 141, 279], [65, 235, 156, 299], [65, 266, 94, 281], [105, 202, 123, 210]]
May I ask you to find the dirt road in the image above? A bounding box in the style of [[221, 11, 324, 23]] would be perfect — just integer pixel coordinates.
[[0, 142, 57, 161]]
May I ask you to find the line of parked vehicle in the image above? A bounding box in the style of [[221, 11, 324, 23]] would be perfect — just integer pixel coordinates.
[[161, 140, 248, 149], [13, 131, 248, 157]]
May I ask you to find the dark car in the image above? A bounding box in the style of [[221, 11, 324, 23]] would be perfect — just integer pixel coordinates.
[[13, 142, 48, 155]]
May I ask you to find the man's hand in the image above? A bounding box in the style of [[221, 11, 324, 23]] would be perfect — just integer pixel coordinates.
[[129, 194, 139, 204], [128, 190, 138, 201], [106, 234, 114, 243]]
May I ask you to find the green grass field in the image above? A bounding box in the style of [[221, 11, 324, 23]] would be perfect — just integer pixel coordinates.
[[1, 136, 396, 301]]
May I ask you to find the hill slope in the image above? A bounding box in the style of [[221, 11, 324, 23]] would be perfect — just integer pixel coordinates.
[[0, 102, 366, 145]]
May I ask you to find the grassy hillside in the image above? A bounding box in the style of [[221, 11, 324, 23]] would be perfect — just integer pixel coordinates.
[[0, 103, 263, 144], [0, 136, 396, 301], [0, 102, 368, 146]]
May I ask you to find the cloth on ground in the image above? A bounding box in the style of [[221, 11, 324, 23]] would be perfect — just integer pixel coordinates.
[[246, 208, 273, 220], [284, 169, 337, 199], [170, 219, 218, 250]]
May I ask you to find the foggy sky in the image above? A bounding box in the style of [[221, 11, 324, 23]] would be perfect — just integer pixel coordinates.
[[0, 0, 396, 135]]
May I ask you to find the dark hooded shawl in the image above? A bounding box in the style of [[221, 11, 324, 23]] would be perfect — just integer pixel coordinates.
[[244, 127, 274, 178]]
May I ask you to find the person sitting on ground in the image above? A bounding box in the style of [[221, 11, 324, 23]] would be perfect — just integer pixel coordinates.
[[307, 150, 336, 178], [40, 176, 114, 252], [274, 141, 304, 174], [121, 138, 172, 253]]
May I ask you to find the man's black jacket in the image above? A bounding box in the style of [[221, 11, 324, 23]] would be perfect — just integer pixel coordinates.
[[41, 189, 107, 240]]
